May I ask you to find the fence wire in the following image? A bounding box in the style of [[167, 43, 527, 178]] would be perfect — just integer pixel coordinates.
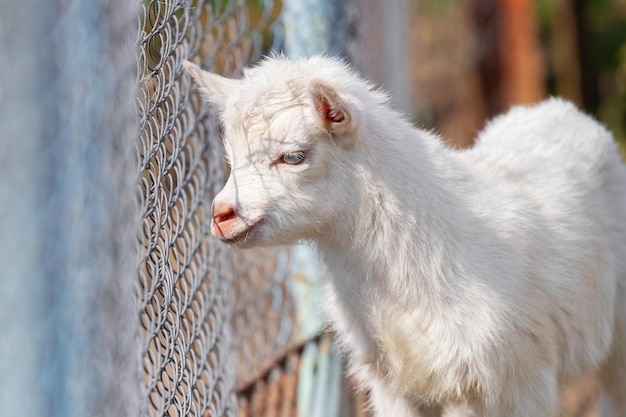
[[136, 1, 299, 416]]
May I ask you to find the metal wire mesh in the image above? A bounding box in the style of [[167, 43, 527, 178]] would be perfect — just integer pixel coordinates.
[[136, 1, 298, 416], [230, 247, 297, 391]]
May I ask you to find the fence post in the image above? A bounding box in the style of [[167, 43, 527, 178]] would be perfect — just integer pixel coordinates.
[[281, 0, 351, 59], [0, 1, 139, 416]]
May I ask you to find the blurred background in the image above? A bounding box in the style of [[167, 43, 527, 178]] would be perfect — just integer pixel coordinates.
[[405, 0, 626, 152]]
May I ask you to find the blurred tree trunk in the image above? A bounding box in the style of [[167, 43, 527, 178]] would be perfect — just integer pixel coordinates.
[[550, 0, 583, 107], [471, 0, 545, 117], [498, 0, 545, 106], [470, 0, 502, 117], [572, 0, 600, 112]]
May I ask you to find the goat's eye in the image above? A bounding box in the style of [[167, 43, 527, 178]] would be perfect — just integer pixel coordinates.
[[280, 151, 306, 165]]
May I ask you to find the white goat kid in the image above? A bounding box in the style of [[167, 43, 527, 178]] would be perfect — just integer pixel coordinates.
[[184, 56, 626, 417]]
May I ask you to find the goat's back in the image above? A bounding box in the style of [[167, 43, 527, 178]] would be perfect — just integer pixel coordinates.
[[460, 98, 626, 381]]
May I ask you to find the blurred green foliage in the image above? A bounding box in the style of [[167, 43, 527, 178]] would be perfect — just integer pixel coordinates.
[[538, 0, 626, 145]]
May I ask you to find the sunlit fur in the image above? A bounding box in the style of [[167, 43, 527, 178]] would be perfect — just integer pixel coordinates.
[[185, 55, 626, 417]]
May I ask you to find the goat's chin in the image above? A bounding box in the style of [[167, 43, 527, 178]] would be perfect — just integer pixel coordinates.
[[215, 220, 265, 248], [214, 220, 284, 248], [213, 214, 315, 248]]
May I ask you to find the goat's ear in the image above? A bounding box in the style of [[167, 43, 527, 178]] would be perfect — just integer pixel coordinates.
[[310, 79, 355, 141], [183, 60, 239, 109]]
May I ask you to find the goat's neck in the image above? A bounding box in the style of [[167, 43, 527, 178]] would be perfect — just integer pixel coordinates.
[[317, 118, 474, 305]]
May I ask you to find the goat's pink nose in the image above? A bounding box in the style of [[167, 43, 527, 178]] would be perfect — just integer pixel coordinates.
[[211, 200, 238, 238]]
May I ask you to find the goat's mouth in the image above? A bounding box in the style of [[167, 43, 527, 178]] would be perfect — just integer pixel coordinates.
[[212, 218, 264, 246]]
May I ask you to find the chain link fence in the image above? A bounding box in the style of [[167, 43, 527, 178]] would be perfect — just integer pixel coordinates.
[[137, 1, 304, 416]]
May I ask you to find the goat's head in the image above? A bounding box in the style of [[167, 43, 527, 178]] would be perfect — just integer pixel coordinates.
[[184, 56, 366, 248]]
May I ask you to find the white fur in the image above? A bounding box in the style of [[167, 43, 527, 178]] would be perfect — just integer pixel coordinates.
[[184, 55, 626, 416]]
